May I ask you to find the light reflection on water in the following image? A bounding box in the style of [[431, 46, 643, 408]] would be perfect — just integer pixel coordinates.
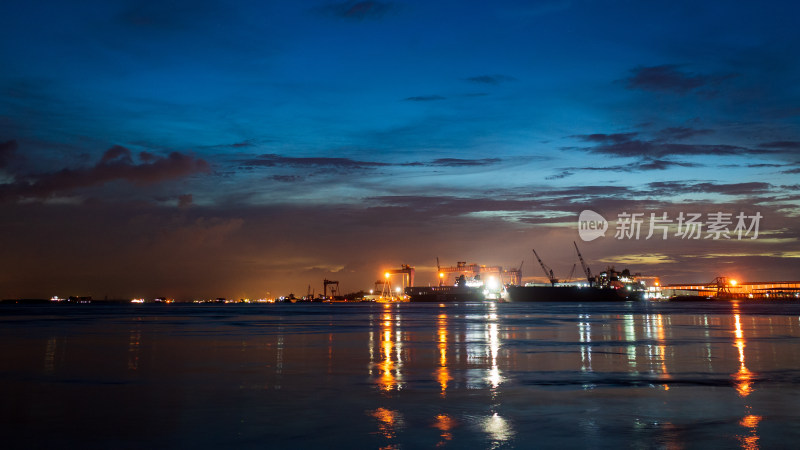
[[3, 301, 800, 448]]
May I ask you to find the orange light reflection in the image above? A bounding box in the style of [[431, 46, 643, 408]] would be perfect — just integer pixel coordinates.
[[377, 309, 401, 391], [732, 304, 761, 450], [437, 313, 451, 396], [434, 413, 456, 445], [738, 414, 762, 450], [656, 314, 670, 387], [370, 407, 403, 439], [733, 306, 753, 397]]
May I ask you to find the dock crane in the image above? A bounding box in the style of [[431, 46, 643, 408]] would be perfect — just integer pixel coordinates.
[[573, 241, 593, 286], [323, 279, 339, 299], [532, 249, 558, 286]]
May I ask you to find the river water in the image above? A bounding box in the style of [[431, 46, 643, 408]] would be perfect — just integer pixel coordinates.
[[3, 301, 800, 448]]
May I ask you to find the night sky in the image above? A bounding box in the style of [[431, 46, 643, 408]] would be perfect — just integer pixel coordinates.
[[2, 0, 799, 300]]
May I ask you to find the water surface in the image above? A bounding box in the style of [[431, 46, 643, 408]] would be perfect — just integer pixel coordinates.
[[3, 301, 800, 448]]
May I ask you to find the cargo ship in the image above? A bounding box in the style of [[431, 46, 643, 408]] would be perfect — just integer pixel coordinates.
[[402, 261, 515, 303], [505, 244, 646, 302], [505, 284, 637, 302], [404, 285, 485, 303]]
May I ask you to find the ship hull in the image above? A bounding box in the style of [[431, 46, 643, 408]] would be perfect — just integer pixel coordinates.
[[506, 285, 633, 302], [405, 286, 485, 303]]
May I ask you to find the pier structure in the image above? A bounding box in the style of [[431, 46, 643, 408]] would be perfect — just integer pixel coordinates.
[[663, 280, 800, 299]]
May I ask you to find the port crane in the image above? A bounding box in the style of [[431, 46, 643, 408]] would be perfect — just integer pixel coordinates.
[[532, 248, 558, 286], [573, 241, 593, 286], [323, 279, 339, 299], [384, 264, 415, 289]]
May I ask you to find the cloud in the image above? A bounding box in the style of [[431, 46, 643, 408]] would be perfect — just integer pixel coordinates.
[[242, 154, 389, 169], [655, 127, 714, 141], [573, 132, 750, 158], [242, 154, 500, 171], [637, 159, 699, 171], [624, 65, 734, 94], [427, 158, 501, 167], [405, 95, 446, 102], [178, 194, 193, 208], [0, 140, 18, 168], [571, 158, 700, 172], [546, 171, 573, 180], [321, 1, 395, 20], [466, 74, 516, 85], [782, 168, 800, 174], [746, 163, 784, 168], [100, 145, 134, 164], [271, 175, 304, 182], [576, 133, 639, 144], [1, 146, 210, 201], [647, 181, 773, 196], [760, 141, 800, 150]]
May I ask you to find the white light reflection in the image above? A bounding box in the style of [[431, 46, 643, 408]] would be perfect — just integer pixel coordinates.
[[624, 314, 636, 369], [578, 314, 592, 372], [487, 321, 502, 389], [275, 329, 283, 390], [44, 336, 57, 374], [486, 301, 503, 390], [128, 328, 141, 371], [482, 412, 514, 447]]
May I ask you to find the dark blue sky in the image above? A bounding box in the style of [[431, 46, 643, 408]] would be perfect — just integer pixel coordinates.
[[2, 0, 799, 299]]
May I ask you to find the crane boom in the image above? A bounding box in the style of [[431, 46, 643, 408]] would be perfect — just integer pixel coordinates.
[[573, 241, 593, 286], [532, 248, 558, 286], [567, 263, 576, 282]]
